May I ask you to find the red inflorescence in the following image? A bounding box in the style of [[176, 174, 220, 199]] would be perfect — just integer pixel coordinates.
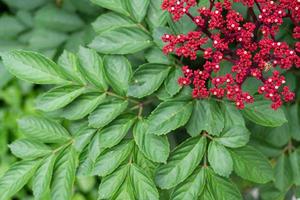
[[161, 0, 300, 109]]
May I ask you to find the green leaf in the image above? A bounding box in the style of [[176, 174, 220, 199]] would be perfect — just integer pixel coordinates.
[[93, 140, 134, 176], [36, 85, 86, 112], [103, 55, 132, 95], [130, 163, 159, 200], [205, 168, 242, 200], [208, 141, 233, 177], [289, 151, 300, 185], [242, 100, 287, 127], [81, 114, 136, 176], [126, 0, 150, 22], [113, 176, 135, 200], [98, 165, 129, 199], [144, 47, 171, 64], [215, 126, 250, 148], [57, 50, 86, 85], [28, 28, 67, 50], [33, 154, 57, 200], [90, 0, 130, 16], [73, 126, 97, 153], [229, 146, 273, 184], [155, 136, 206, 189], [96, 114, 136, 149], [35, 5, 84, 32], [1, 50, 68, 84], [92, 12, 135, 34], [59, 93, 106, 120], [128, 63, 170, 98], [134, 149, 158, 178], [147, 100, 193, 135], [77, 46, 108, 91], [164, 67, 182, 96], [274, 154, 293, 191], [51, 146, 78, 200], [133, 119, 170, 163], [171, 167, 206, 200], [2, 0, 47, 10], [167, 7, 197, 35], [88, 99, 128, 128], [221, 102, 245, 129], [146, 0, 168, 28], [89, 27, 153, 55], [186, 100, 224, 136], [18, 116, 70, 143], [285, 104, 300, 141], [0, 15, 26, 39], [0, 160, 41, 200], [9, 139, 52, 160]]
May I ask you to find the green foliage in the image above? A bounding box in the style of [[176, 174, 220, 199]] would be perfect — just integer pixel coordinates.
[[0, 0, 299, 200]]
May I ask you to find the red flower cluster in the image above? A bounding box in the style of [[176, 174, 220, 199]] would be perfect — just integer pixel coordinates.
[[162, 0, 300, 109]]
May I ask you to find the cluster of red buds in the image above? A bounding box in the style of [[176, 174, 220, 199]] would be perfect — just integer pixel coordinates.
[[162, 0, 300, 109]]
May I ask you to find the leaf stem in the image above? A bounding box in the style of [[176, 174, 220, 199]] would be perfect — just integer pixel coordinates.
[[105, 91, 140, 104]]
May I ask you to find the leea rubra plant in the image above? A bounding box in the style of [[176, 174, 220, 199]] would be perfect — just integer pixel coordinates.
[[0, 0, 299, 199]]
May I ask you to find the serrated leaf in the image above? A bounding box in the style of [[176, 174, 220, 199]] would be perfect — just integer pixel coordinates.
[[128, 63, 170, 98], [79, 114, 136, 176], [171, 167, 206, 200], [98, 165, 129, 199], [221, 102, 245, 129], [59, 93, 106, 120], [35, 5, 84, 32], [289, 151, 300, 185], [208, 141, 233, 177], [134, 149, 158, 178], [164, 67, 182, 96], [57, 50, 86, 85], [0, 160, 41, 200], [93, 140, 134, 176], [103, 55, 132, 95], [113, 175, 135, 200], [242, 100, 287, 127], [92, 12, 135, 34], [205, 168, 242, 200], [51, 146, 78, 200], [89, 27, 153, 55], [186, 100, 224, 136], [229, 146, 273, 184], [18, 116, 70, 143], [126, 0, 150, 22], [147, 100, 193, 135], [133, 119, 169, 163], [1, 50, 68, 84], [96, 114, 136, 149], [90, 0, 130, 16], [36, 85, 86, 112], [155, 136, 206, 189], [146, 0, 168, 28], [285, 104, 300, 141], [33, 154, 57, 200], [274, 154, 293, 191], [130, 163, 159, 200], [88, 99, 128, 128], [145, 47, 171, 64], [9, 139, 52, 160], [215, 126, 250, 148], [73, 126, 96, 153], [77, 46, 108, 91]]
